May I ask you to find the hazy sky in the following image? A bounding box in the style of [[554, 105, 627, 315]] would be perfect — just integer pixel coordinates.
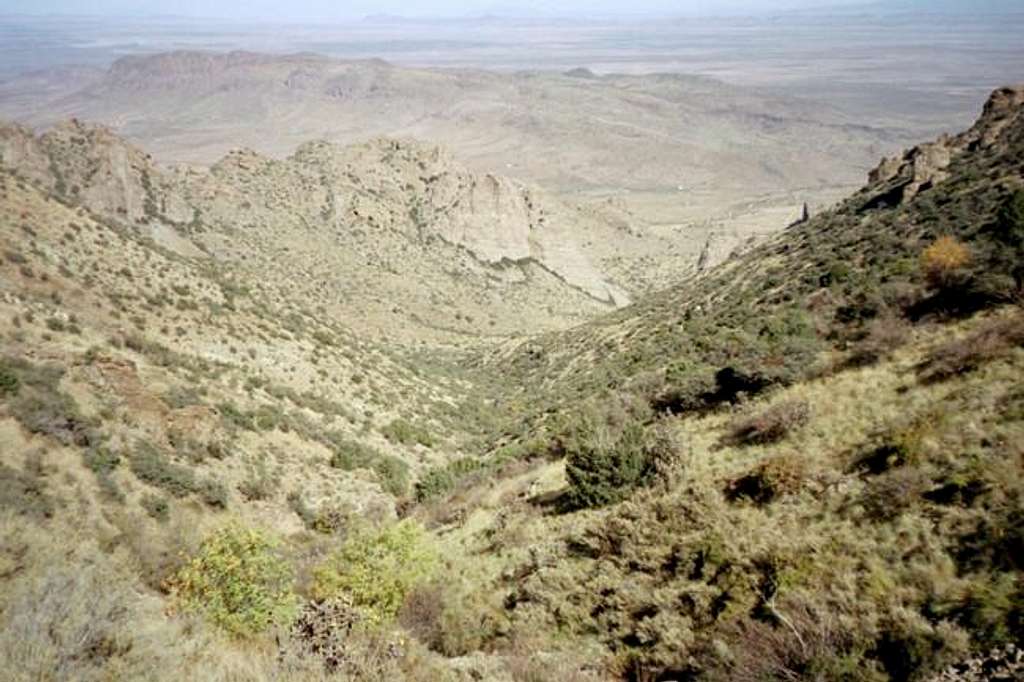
[[1, 0, 872, 20]]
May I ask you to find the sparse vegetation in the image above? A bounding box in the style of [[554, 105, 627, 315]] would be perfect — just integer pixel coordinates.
[[129, 442, 197, 498], [381, 418, 436, 447]]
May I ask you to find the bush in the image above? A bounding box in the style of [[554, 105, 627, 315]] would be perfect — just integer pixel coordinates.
[[414, 458, 483, 502], [381, 418, 435, 447], [921, 235, 971, 290], [996, 190, 1024, 290], [198, 478, 229, 509], [995, 189, 1024, 248], [562, 408, 672, 510], [312, 520, 438, 625], [280, 598, 404, 678], [286, 490, 317, 529], [169, 524, 296, 637], [2, 358, 94, 446], [327, 436, 409, 497], [328, 436, 380, 471], [128, 443, 196, 498], [841, 316, 911, 369], [0, 362, 19, 397], [721, 400, 811, 447], [725, 453, 808, 505], [917, 314, 1024, 383], [372, 455, 409, 497], [140, 493, 170, 522], [237, 456, 276, 502], [0, 534, 159, 681], [83, 447, 124, 503], [398, 582, 446, 651], [0, 463, 54, 520]]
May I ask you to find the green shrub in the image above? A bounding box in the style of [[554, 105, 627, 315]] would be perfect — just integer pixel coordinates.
[[286, 490, 316, 529], [83, 447, 120, 475], [129, 442, 196, 498], [326, 436, 408, 497], [312, 520, 438, 625], [199, 478, 229, 509], [140, 493, 170, 522], [170, 524, 296, 637], [381, 418, 435, 447], [237, 455, 277, 502], [82, 446, 124, 502], [0, 362, 19, 397], [563, 411, 667, 510], [372, 455, 409, 497], [995, 189, 1024, 248], [415, 458, 483, 502], [163, 386, 202, 409], [327, 436, 379, 471]]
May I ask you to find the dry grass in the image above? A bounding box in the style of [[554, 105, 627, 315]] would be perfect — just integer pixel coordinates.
[[720, 399, 811, 447], [917, 312, 1024, 383]]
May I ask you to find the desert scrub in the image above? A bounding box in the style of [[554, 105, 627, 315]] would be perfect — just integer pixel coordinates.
[[561, 405, 675, 509], [312, 520, 438, 625], [414, 457, 484, 502], [381, 418, 435, 447], [2, 357, 94, 446], [129, 442, 196, 498], [372, 454, 409, 497], [0, 360, 19, 397], [327, 436, 408, 497], [170, 523, 296, 637], [720, 399, 811, 447], [0, 462, 54, 520], [140, 493, 170, 522], [917, 313, 1024, 384]]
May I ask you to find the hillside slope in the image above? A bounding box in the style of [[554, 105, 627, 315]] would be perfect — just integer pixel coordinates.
[[0, 87, 1021, 681], [405, 85, 1024, 680]]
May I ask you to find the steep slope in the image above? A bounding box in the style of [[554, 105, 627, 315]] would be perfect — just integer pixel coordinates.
[[481, 86, 1024, 416], [0, 167, 465, 527], [401, 86, 1024, 680]]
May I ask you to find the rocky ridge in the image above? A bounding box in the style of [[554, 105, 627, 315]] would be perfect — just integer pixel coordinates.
[[0, 119, 632, 338]]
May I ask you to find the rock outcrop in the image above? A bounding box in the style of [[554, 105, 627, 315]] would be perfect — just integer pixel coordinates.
[[864, 85, 1024, 209], [927, 644, 1023, 682], [0, 119, 193, 225]]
